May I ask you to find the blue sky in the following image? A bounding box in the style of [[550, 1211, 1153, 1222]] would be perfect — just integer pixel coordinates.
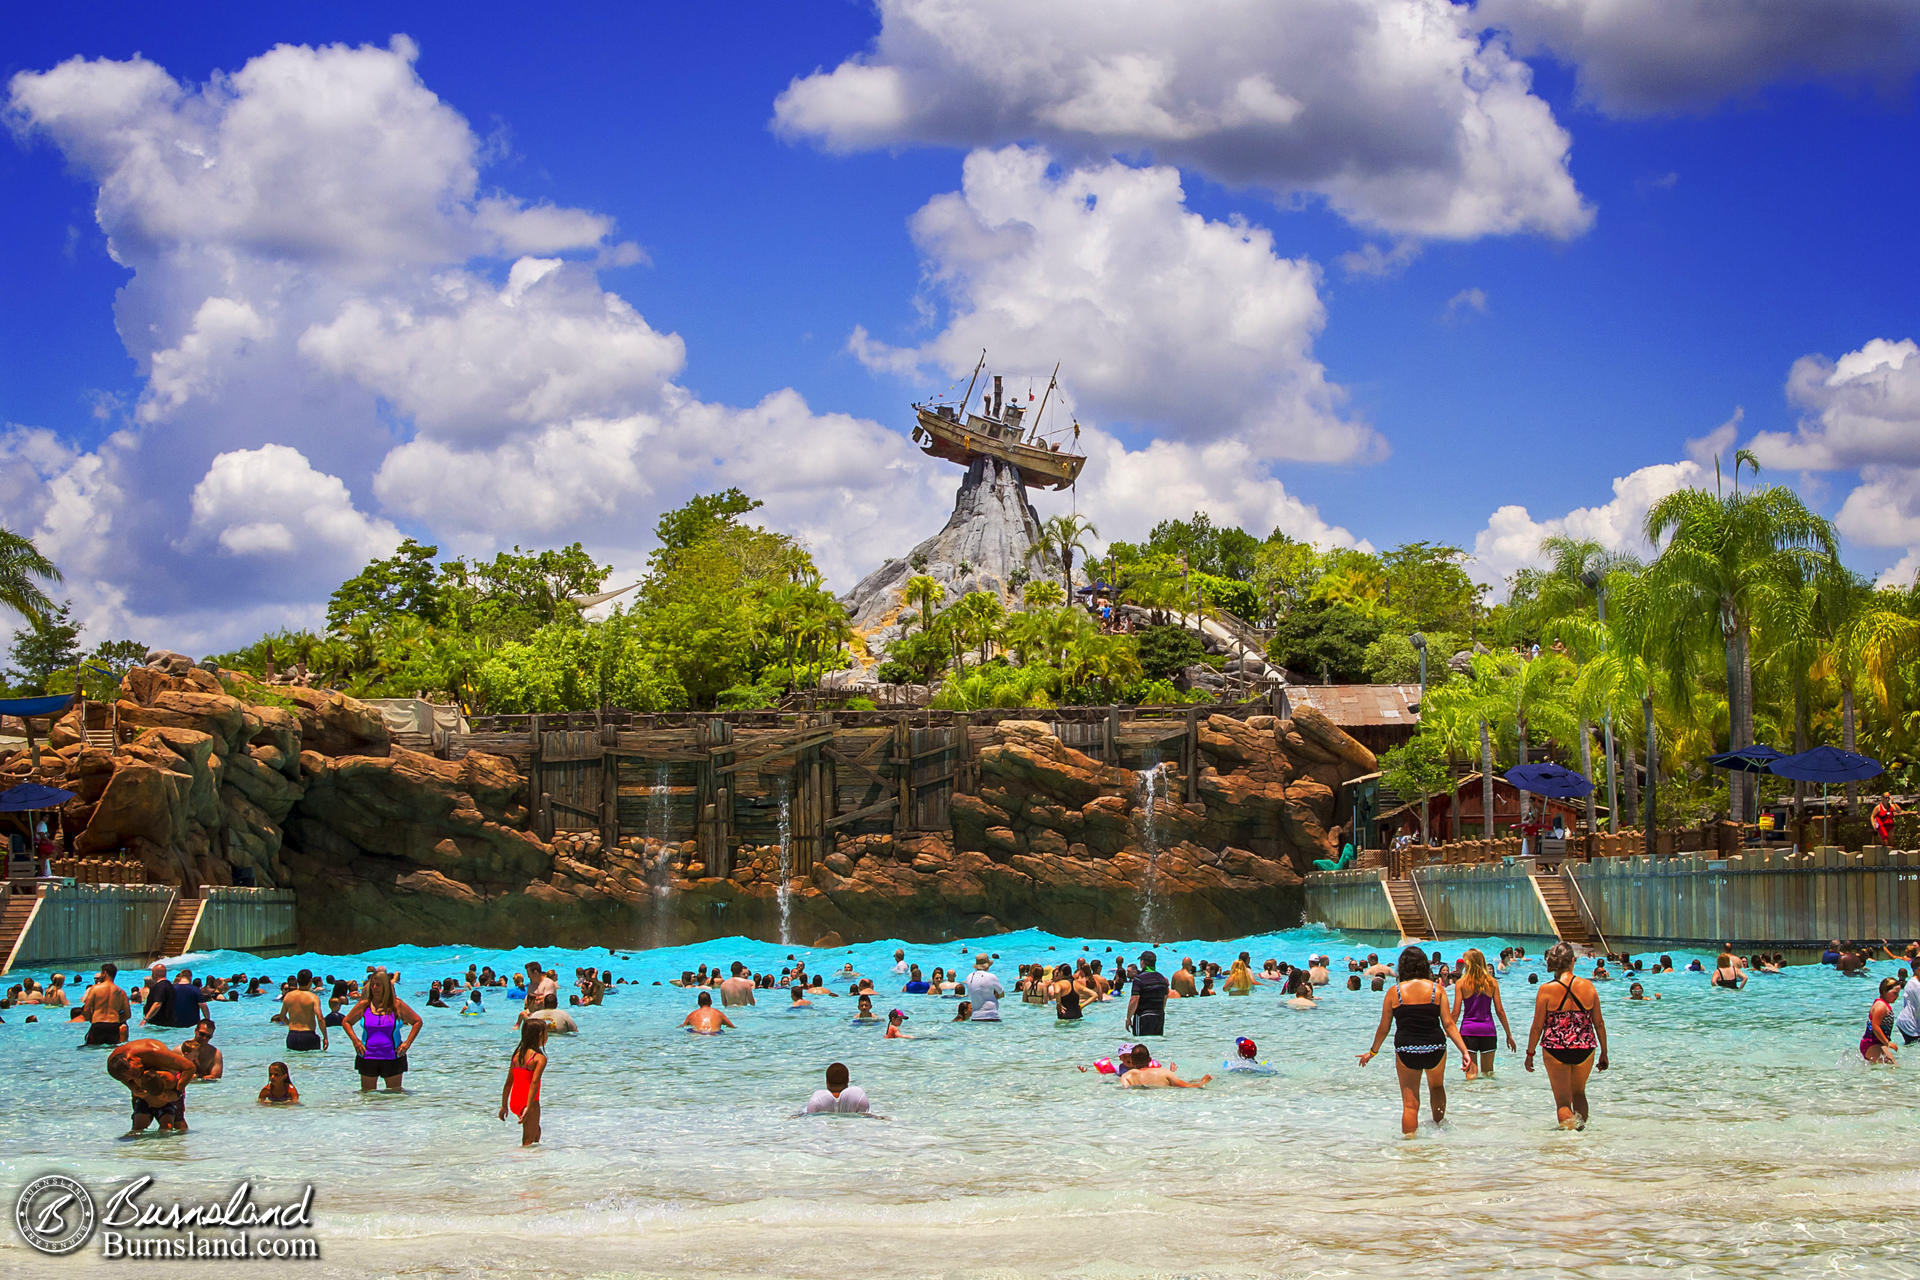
[[3, 1, 1919, 652]]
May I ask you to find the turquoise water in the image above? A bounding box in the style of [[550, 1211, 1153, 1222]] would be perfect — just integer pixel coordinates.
[[4, 925, 1918, 1279]]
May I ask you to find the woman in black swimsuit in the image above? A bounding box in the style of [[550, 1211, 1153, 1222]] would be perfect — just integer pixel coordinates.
[[1525, 942, 1610, 1129], [1357, 946, 1475, 1135]]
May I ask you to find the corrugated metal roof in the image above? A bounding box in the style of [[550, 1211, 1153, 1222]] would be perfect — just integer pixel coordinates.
[[1283, 684, 1422, 727]]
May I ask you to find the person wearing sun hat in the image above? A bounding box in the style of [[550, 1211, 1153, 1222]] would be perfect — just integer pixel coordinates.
[[963, 953, 1004, 1022]]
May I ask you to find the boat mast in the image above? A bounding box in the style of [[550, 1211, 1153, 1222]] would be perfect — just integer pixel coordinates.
[[1030, 362, 1060, 443], [958, 349, 987, 420]]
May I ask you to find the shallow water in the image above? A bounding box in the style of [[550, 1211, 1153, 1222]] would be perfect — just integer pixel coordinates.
[[4, 926, 1918, 1279]]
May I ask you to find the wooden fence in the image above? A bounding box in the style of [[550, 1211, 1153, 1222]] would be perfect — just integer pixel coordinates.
[[447, 700, 1276, 872], [1306, 846, 1920, 952]]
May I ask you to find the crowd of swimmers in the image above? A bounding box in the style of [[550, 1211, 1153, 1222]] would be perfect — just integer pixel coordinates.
[[22, 929, 1920, 1145]]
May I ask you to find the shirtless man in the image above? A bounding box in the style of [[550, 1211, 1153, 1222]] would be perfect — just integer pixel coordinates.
[[80, 963, 131, 1047], [179, 1019, 224, 1081], [280, 970, 327, 1052], [1309, 956, 1332, 986], [109, 1039, 197, 1134], [1117, 1044, 1211, 1089], [1170, 958, 1198, 999], [682, 990, 735, 1034], [719, 962, 757, 1007]]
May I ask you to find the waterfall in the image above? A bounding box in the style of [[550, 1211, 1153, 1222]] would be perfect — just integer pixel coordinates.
[[647, 762, 673, 942], [776, 780, 793, 946], [1135, 761, 1163, 942]]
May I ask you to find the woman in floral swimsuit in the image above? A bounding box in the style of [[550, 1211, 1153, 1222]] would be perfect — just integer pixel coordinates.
[[1525, 942, 1610, 1130]]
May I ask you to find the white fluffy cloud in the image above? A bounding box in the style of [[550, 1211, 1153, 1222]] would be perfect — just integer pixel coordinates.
[[1481, 0, 1920, 115], [299, 257, 685, 444], [5, 38, 958, 651], [8, 37, 611, 269], [1743, 338, 1920, 588], [1749, 338, 1920, 471], [775, 0, 1590, 241], [851, 145, 1378, 465], [1467, 416, 1738, 594], [1045, 429, 1368, 553], [186, 444, 401, 567]]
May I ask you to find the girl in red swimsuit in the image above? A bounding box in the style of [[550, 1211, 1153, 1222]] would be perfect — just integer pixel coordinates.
[[499, 1020, 549, 1146]]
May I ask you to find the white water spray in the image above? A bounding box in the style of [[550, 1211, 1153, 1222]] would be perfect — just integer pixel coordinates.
[[776, 780, 793, 946], [1135, 762, 1163, 941]]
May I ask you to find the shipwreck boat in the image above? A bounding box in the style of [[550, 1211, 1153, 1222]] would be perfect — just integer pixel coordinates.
[[910, 359, 1085, 491]]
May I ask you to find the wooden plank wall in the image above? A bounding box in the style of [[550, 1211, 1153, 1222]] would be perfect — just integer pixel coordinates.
[[1307, 848, 1920, 950], [443, 698, 1284, 879], [1414, 864, 1558, 940], [1574, 847, 1920, 949], [197, 888, 299, 953], [9, 883, 175, 969], [1301, 869, 1396, 934]]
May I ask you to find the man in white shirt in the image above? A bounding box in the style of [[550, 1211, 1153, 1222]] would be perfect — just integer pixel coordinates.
[[803, 1062, 870, 1114], [1897, 970, 1920, 1046], [963, 953, 1004, 1022], [523, 960, 556, 1013], [890, 949, 908, 974]]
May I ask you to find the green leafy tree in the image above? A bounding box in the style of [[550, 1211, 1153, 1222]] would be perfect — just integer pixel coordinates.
[[903, 575, 946, 633], [327, 538, 442, 631], [1037, 513, 1099, 597], [441, 543, 610, 640], [1136, 624, 1206, 682], [1021, 579, 1065, 608], [1379, 737, 1450, 841], [648, 489, 762, 574], [1265, 601, 1384, 683], [1640, 452, 1838, 819], [1378, 542, 1482, 632], [6, 599, 82, 693]]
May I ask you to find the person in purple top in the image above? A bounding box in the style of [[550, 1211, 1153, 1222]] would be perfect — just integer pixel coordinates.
[[1450, 949, 1517, 1077], [344, 970, 422, 1092]]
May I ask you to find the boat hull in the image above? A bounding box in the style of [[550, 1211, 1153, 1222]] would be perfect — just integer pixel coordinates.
[[912, 407, 1084, 490]]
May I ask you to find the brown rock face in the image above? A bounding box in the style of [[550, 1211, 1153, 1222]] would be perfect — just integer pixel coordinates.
[[21, 658, 1379, 950]]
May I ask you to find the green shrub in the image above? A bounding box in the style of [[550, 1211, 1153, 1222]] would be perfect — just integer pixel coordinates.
[[1136, 625, 1207, 681]]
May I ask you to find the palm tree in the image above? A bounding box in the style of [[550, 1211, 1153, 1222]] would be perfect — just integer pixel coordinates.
[[1038, 514, 1098, 598], [1641, 452, 1838, 821], [1022, 579, 1065, 608], [1814, 574, 1920, 815], [0, 528, 61, 628], [903, 575, 946, 634], [949, 591, 1007, 662]]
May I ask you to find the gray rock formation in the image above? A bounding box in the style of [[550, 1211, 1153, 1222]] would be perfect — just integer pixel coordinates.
[[843, 458, 1046, 660]]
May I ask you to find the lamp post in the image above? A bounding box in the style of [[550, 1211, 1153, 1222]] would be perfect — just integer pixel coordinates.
[[1411, 632, 1428, 845], [1581, 569, 1620, 833]]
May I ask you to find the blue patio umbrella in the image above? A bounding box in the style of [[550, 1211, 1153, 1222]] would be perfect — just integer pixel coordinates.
[[1707, 743, 1783, 773], [1504, 762, 1595, 799], [1766, 746, 1883, 844], [0, 782, 75, 811], [1766, 745, 1884, 784]]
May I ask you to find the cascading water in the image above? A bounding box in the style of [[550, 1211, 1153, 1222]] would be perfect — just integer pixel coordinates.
[[775, 780, 793, 945], [647, 762, 673, 940], [1134, 760, 1163, 942]]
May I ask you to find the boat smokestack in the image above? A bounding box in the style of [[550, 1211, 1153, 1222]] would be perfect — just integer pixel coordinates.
[[992, 375, 1003, 419]]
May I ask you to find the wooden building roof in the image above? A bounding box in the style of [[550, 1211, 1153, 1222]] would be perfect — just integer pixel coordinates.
[[1280, 684, 1422, 728]]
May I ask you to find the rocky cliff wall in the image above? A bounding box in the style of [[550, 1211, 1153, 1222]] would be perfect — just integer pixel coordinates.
[[13, 662, 1376, 951]]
